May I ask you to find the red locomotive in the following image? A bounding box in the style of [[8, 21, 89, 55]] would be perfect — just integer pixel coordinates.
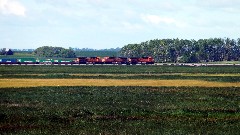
[[75, 57, 102, 64], [75, 56, 154, 65], [128, 57, 154, 64], [0, 56, 154, 65], [102, 57, 128, 64], [137, 56, 154, 64]]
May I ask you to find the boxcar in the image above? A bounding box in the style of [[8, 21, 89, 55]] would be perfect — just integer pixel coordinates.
[[0, 58, 18, 64], [17, 58, 37, 64]]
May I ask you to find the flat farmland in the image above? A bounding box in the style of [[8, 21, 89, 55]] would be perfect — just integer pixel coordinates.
[[1, 79, 240, 88], [1, 65, 240, 74], [0, 65, 240, 134], [1, 65, 240, 85]]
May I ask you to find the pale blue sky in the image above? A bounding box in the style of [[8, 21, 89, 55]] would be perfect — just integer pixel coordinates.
[[0, 0, 240, 49]]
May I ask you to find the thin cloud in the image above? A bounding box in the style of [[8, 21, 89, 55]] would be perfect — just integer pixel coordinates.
[[141, 14, 175, 25], [1, 0, 239, 49], [0, 0, 26, 16], [195, 0, 240, 13], [121, 21, 143, 31], [199, 0, 240, 7], [140, 14, 185, 28]]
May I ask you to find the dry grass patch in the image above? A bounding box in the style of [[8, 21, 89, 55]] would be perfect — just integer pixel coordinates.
[[1, 79, 240, 88]]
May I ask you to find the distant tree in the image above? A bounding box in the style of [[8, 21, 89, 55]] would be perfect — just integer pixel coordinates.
[[0, 49, 5, 55], [0, 48, 14, 55], [34, 46, 76, 58], [119, 38, 240, 63]]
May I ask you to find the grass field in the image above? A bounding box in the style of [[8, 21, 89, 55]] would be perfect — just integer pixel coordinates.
[[1, 65, 240, 74], [0, 65, 240, 134], [1, 86, 240, 134], [1, 65, 240, 83]]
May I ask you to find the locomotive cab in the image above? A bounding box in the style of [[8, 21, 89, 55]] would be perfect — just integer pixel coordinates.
[[76, 57, 87, 64], [139, 56, 154, 64], [87, 57, 103, 64], [129, 57, 139, 65], [102, 57, 116, 64]]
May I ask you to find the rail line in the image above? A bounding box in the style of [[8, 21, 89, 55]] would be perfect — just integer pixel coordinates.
[[1, 63, 240, 66]]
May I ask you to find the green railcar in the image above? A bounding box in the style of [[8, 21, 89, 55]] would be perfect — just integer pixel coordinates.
[[17, 58, 37, 64], [38, 59, 55, 64], [55, 60, 73, 64], [38, 59, 74, 64]]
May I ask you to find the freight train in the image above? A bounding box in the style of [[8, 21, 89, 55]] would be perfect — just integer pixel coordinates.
[[0, 56, 154, 65]]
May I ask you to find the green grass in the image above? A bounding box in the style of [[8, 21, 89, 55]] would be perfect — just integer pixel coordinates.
[[1, 86, 240, 134], [0, 52, 34, 58], [207, 61, 240, 64], [1, 65, 240, 74], [1, 65, 240, 82], [1, 73, 240, 82], [1, 65, 240, 134]]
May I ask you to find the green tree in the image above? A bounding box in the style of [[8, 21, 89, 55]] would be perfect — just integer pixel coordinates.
[[119, 38, 240, 63], [34, 46, 76, 58], [0, 48, 13, 55]]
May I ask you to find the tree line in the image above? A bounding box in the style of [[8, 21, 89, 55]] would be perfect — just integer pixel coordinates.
[[0, 48, 13, 55], [34, 46, 76, 58], [119, 38, 240, 63]]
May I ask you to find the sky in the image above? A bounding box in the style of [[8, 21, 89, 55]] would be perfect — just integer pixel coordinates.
[[0, 0, 240, 49]]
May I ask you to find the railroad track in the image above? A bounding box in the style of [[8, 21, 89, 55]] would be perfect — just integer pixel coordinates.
[[1, 63, 240, 66]]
